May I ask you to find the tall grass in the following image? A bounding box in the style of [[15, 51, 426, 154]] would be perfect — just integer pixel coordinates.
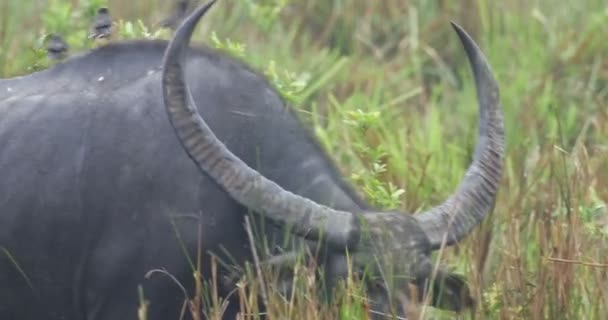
[[2, 0, 607, 319]]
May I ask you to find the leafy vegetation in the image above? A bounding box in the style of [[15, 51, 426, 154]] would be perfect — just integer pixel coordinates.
[[2, 0, 607, 319]]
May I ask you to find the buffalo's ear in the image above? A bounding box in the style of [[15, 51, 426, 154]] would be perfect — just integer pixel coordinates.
[[416, 269, 475, 312]]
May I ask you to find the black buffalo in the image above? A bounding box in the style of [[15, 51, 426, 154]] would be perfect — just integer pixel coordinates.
[[0, 1, 504, 319]]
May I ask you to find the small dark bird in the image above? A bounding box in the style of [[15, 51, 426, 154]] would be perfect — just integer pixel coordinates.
[[89, 7, 113, 40], [45, 34, 69, 61], [158, 0, 190, 30]]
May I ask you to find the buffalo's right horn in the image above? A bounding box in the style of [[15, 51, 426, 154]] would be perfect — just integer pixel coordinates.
[[161, 0, 361, 251]]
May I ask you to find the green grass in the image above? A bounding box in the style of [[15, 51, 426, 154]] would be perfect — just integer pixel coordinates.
[[2, 0, 607, 319]]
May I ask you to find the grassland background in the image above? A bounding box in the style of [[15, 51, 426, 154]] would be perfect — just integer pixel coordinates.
[[1, 0, 607, 319]]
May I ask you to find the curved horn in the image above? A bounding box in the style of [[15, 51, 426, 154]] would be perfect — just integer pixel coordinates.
[[160, 0, 360, 250], [415, 23, 505, 249]]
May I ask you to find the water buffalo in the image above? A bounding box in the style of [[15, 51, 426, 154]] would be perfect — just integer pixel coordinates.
[[0, 1, 504, 319]]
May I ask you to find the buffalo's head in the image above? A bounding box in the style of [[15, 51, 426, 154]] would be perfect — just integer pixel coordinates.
[[161, 0, 504, 316]]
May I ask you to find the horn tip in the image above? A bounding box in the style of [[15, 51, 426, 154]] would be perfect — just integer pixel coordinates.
[[163, 0, 218, 65], [449, 21, 499, 89], [449, 21, 462, 30], [449, 22, 478, 53]]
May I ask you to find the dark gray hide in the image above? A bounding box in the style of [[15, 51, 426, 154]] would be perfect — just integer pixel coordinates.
[[0, 40, 366, 320], [0, 2, 504, 319]]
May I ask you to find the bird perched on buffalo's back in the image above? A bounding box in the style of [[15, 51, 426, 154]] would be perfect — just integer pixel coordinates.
[[45, 33, 69, 61], [89, 7, 113, 42], [158, 0, 190, 30]]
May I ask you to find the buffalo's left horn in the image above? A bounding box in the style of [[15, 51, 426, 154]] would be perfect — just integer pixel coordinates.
[[414, 23, 505, 249]]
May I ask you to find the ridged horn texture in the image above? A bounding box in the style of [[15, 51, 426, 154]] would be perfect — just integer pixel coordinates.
[[161, 0, 361, 251], [414, 23, 505, 249]]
